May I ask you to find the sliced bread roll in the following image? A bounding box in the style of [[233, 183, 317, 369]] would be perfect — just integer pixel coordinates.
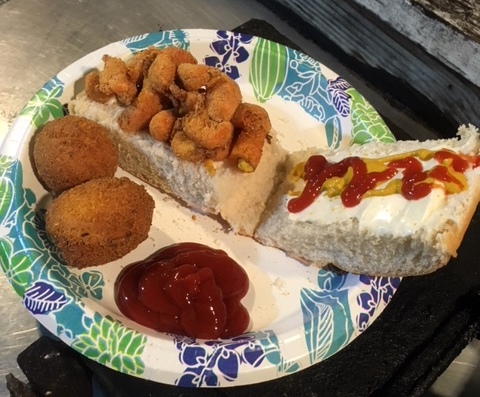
[[255, 125, 480, 277], [69, 92, 286, 236]]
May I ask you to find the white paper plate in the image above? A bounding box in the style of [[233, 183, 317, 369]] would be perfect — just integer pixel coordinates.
[[0, 29, 400, 387]]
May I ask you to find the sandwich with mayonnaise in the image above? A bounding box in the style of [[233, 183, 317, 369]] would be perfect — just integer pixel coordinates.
[[255, 125, 480, 276]]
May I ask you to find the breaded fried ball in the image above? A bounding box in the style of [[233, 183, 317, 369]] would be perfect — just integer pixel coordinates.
[[33, 115, 118, 195], [45, 177, 155, 269]]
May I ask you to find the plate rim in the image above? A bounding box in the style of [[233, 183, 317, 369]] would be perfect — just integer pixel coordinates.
[[0, 28, 400, 387]]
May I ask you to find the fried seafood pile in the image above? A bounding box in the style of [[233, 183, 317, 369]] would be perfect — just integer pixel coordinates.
[[85, 47, 271, 172]]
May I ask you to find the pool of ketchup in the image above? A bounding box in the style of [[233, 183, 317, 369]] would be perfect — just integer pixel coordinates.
[[288, 150, 479, 213], [114, 242, 250, 339]]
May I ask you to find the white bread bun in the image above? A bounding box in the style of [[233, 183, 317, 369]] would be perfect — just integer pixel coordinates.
[[255, 125, 480, 277], [69, 92, 286, 236]]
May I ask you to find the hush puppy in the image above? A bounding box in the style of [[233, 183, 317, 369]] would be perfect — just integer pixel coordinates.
[[45, 177, 155, 269], [33, 115, 118, 194]]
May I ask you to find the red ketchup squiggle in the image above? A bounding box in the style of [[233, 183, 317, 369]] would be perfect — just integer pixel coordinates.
[[288, 149, 480, 213]]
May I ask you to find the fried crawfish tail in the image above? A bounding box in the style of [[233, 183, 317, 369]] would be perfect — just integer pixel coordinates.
[[147, 52, 177, 93], [125, 47, 163, 87], [168, 84, 204, 116], [160, 47, 198, 67], [176, 64, 221, 91], [181, 108, 234, 151], [230, 103, 272, 173], [99, 55, 138, 106], [118, 84, 163, 133], [149, 109, 177, 142], [170, 130, 208, 162], [205, 74, 242, 122], [84, 71, 114, 104]]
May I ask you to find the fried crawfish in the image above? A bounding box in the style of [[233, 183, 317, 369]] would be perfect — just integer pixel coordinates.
[[118, 84, 163, 133], [99, 55, 138, 106], [168, 84, 204, 116], [170, 130, 208, 162], [126, 47, 162, 87], [205, 74, 242, 122], [230, 103, 272, 172], [84, 71, 114, 103], [176, 64, 221, 91], [160, 47, 198, 66], [147, 52, 176, 93], [149, 109, 177, 142], [181, 107, 234, 151], [82, 46, 273, 172]]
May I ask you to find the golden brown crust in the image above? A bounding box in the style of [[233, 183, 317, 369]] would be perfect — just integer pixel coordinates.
[[126, 47, 162, 86], [230, 103, 272, 172], [167, 84, 203, 116], [149, 109, 177, 142], [205, 74, 242, 122], [147, 53, 176, 93], [45, 177, 155, 269], [160, 47, 198, 67], [33, 115, 118, 195], [170, 131, 208, 162], [84, 71, 114, 104], [181, 108, 234, 150], [99, 55, 138, 106], [177, 64, 220, 91], [118, 86, 163, 133]]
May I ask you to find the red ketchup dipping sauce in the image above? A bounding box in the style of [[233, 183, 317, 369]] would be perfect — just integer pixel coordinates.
[[114, 242, 250, 339]]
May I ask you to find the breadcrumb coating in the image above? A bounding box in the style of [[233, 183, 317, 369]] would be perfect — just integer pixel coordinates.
[[160, 47, 198, 66], [170, 131, 207, 162], [230, 103, 272, 172], [177, 64, 220, 91], [84, 71, 114, 103], [147, 53, 176, 93], [126, 47, 162, 86], [45, 177, 155, 269], [33, 115, 118, 195], [181, 108, 234, 150], [149, 109, 177, 142], [205, 74, 242, 122], [99, 55, 138, 105], [118, 86, 163, 133]]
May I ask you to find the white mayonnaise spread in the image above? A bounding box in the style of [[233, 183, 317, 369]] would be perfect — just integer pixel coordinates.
[[287, 156, 460, 236], [289, 187, 447, 236]]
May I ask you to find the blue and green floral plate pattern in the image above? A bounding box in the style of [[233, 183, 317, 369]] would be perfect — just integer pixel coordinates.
[[0, 30, 400, 387]]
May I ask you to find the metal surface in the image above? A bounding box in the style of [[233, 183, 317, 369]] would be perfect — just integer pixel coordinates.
[[0, 0, 478, 396]]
